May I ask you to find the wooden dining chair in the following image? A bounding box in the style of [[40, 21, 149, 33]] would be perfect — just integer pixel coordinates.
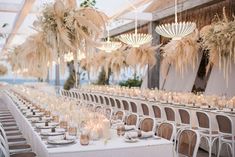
[[196, 111, 219, 157], [141, 103, 149, 116], [125, 113, 139, 128], [139, 117, 155, 132], [157, 122, 176, 141], [216, 114, 234, 157], [129, 101, 137, 113], [176, 129, 200, 157]]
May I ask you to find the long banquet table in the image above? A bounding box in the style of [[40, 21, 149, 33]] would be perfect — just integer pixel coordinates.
[[2, 93, 174, 157], [74, 91, 235, 155]]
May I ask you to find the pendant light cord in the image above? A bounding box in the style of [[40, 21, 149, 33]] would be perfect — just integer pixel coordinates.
[[125, 0, 138, 35], [175, 0, 178, 23]]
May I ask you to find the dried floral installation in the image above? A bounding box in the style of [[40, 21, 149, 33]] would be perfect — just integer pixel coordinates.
[[161, 29, 200, 77], [200, 7, 235, 85], [126, 44, 161, 69], [8, 0, 107, 79]]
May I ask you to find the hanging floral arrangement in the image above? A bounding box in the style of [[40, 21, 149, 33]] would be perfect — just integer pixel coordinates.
[[126, 44, 161, 68], [104, 50, 127, 79], [161, 29, 200, 77], [200, 7, 235, 85]]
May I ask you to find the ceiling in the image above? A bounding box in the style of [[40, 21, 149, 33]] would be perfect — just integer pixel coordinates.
[[0, 0, 158, 53]]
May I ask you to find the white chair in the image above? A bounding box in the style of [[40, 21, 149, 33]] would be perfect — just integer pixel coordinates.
[[152, 104, 162, 123], [125, 113, 139, 128], [157, 122, 176, 141], [176, 129, 200, 157], [0, 124, 32, 155], [138, 117, 155, 132], [141, 103, 150, 116], [216, 114, 234, 157], [196, 111, 219, 157]]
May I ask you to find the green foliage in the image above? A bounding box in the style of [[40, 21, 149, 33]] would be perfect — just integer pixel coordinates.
[[80, 0, 96, 7], [119, 76, 142, 88]]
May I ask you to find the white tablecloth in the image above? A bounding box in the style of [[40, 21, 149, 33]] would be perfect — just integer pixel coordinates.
[[3, 94, 174, 157]]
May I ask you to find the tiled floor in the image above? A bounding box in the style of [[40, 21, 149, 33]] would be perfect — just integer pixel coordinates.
[[197, 149, 215, 157]]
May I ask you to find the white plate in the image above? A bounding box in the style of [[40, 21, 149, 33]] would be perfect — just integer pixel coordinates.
[[47, 139, 75, 145], [36, 125, 57, 129], [124, 138, 138, 143], [41, 132, 64, 136], [153, 135, 161, 140]]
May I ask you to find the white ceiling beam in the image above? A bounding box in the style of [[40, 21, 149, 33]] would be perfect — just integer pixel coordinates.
[[110, 0, 223, 36], [2, 0, 36, 52], [110, 0, 153, 20], [152, 0, 224, 21], [109, 20, 149, 37], [117, 12, 153, 21], [0, 2, 37, 13]]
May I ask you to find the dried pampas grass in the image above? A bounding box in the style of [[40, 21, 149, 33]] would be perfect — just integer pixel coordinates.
[[126, 44, 161, 68], [161, 29, 200, 77], [200, 7, 235, 85], [104, 50, 127, 79]]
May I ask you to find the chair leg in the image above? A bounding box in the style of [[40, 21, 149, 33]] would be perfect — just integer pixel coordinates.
[[217, 139, 221, 157]]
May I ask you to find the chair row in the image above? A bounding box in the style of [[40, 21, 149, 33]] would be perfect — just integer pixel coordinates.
[[61, 89, 235, 157], [0, 106, 36, 157]]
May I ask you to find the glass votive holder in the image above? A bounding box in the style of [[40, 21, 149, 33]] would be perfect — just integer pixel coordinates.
[[80, 132, 89, 145], [117, 124, 125, 136], [52, 114, 60, 123], [68, 123, 77, 136], [60, 120, 68, 130], [45, 110, 51, 117]]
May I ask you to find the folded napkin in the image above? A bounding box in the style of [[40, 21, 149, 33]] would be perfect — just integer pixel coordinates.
[[124, 125, 136, 131], [111, 119, 123, 124], [48, 135, 64, 141], [140, 131, 154, 138], [124, 131, 138, 139]]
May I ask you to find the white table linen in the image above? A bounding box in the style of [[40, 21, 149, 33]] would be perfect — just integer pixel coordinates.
[[3, 94, 174, 157]]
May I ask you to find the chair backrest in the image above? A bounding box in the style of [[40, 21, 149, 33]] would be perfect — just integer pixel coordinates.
[[109, 97, 116, 107], [196, 111, 210, 129], [99, 95, 104, 104], [122, 100, 129, 111], [130, 102, 137, 113], [157, 122, 175, 141], [216, 114, 232, 134], [104, 97, 110, 106], [126, 113, 139, 127], [164, 107, 175, 121], [82, 93, 86, 101], [89, 94, 94, 102], [141, 103, 149, 116], [152, 105, 161, 119], [0, 135, 9, 157], [95, 106, 102, 112], [85, 94, 89, 101], [0, 124, 9, 156], [115, 111, 125, 121], [115, 99, 121, 109], [176, 129, 200, 157], [179, 109, 190, 125], [94, 95, 99, 104], [139, 117, 155, 132]]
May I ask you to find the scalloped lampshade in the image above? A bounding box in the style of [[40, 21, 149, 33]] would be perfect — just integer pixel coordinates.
[[155, 22, 196, 40], [97, 40, 122, 52], [155, 0, 196, 40], [119, 33, 152, 48]]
